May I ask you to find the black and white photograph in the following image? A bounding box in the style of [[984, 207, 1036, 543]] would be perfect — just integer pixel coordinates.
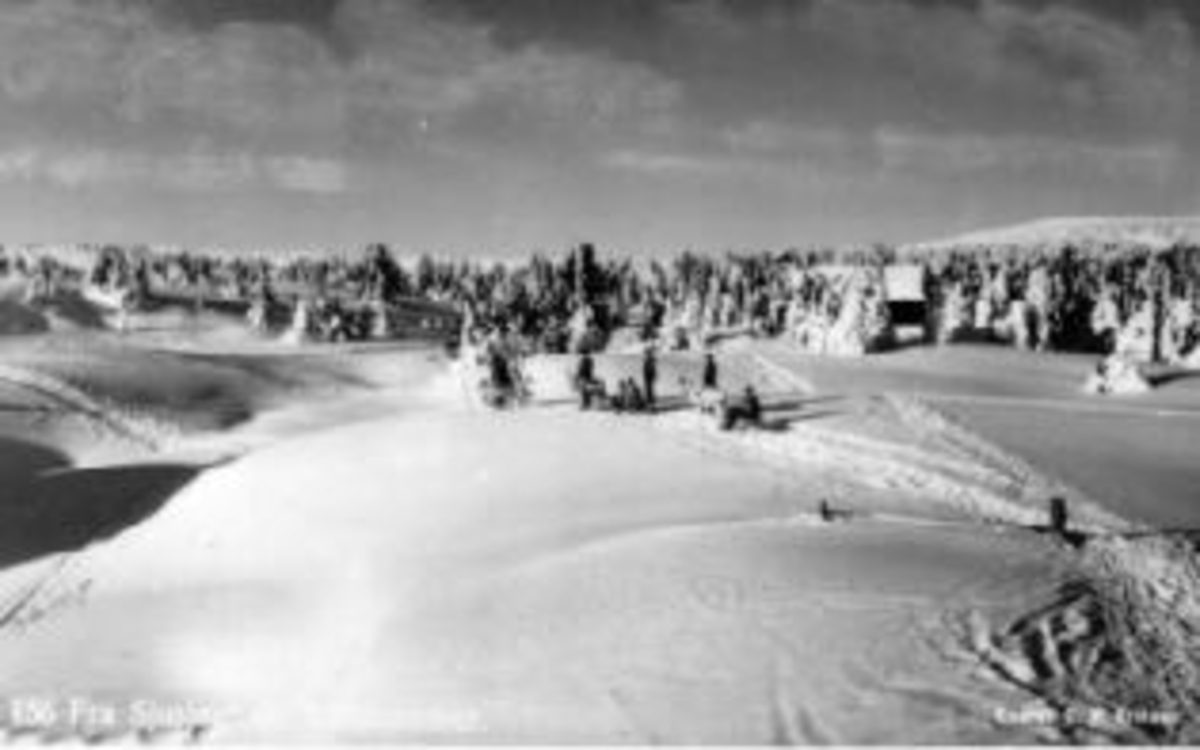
[[0, 0, 1198, 744]]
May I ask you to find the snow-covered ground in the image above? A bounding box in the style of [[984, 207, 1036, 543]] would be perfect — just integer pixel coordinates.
[[757, 342, 1200, 529], [1, 316, 1197, 743]]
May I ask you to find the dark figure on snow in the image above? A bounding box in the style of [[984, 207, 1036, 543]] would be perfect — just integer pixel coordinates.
[[576, 352, 597, 409], [625, 378, 646, 413], [819, 500, 834, 523], [489, 349, 513, 392], [702, 351, 719, 390], [742, 385, 762, 425], [642, 347, 658, 411], [576, 352, 595, 386], [613, 380, 629, 413]]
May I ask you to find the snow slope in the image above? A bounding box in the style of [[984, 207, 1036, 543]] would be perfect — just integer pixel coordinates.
[[0, 404, 1082, 744], [758, 342, 1200, 529], [907, 216, 1200, 251], [0, 330, 1197, 743]]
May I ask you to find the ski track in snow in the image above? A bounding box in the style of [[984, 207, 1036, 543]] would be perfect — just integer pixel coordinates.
[[644, 399, 1110, 534], [0, 364, 168, 451]]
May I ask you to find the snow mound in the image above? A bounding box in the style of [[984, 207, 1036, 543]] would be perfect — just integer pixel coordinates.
[[957, 535, 1200, 744], [1082, 356, 1151, 396]]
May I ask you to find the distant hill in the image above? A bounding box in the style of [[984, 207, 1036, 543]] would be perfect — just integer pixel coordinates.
[[905, 216, 1200, 252]]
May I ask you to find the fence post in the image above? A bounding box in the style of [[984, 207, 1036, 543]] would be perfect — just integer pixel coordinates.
[[1048, 496, 1069, 536]]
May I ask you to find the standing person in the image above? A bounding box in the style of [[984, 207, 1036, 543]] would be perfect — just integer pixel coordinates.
[[613, 379, 630, 414], [576, 352, 596, 409], [641, 346, 658, 412], [743, 385, 762, 425], [702, 350, 719, 390], [489, 347, 512, 391], [627, 378, 646, 413]]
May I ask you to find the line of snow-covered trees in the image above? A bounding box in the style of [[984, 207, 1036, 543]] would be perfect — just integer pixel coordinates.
[[908, 242, 1200, 363], [449, 241, 1200, 363], [3, 240, 1198, 362]]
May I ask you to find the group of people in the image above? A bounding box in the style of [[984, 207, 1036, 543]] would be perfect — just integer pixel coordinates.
[[573, 347, 660, 413], [569, 347, 762, 429]]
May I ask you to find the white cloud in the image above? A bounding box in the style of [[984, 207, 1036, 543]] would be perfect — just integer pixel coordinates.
[[43, 150, 140, 189], [0, 0, 155, 103], [263, 156, 349, 195], [665, 0, 1196, 139], [0, 145, 349, 194], [0, 147, 39, 181], [805, 0, 1196, 120], [604, 119, 1182, 190], [160, 152, 259, 192], [0, 0, 682, 153], [723, 121, 859, 163], [602, 149, 728, 176], [331, 0, 682, 143], [599, 141, 858, 188], [873, 127, 1182, 184]]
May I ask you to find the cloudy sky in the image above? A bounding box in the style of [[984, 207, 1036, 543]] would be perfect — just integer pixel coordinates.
[[0, 0, 1197, 254]]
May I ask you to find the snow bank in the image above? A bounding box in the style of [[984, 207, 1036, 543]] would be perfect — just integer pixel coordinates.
[[1082, 535, 1200, 739], [960, 534, 1200, 743]]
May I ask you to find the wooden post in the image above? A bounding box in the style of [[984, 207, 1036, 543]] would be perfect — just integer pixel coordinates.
[[819, 500, 833, 523], [1049, 496, 1069, 536]]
